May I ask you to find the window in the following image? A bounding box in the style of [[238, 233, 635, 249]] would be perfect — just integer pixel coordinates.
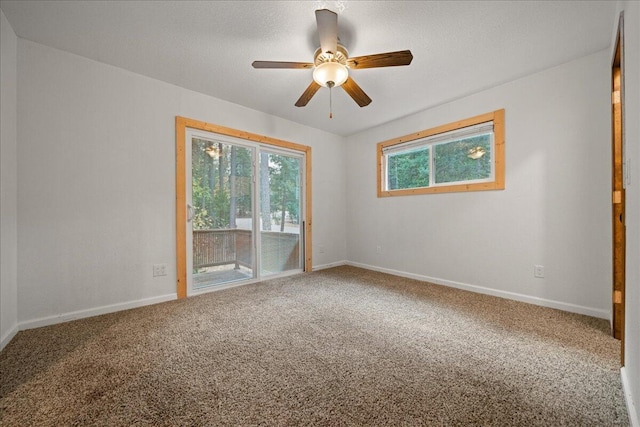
[[378, 109, 505, 196]]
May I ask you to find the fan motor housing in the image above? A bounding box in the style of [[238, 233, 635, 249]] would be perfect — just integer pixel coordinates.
[[314, 44, 349, 67]]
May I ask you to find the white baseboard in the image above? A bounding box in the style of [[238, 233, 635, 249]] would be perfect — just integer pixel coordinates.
[[622, 367, 640, 427], [18, 293, 178, 331], [4, 261, 610, 347], [345, 261, 609, 319], [0, 324, 19, 352], [313, 260, 347, 271]]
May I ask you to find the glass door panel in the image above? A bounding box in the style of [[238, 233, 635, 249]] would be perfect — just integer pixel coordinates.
[[190, 137, 255, 289], [259, 152, 303, 276]]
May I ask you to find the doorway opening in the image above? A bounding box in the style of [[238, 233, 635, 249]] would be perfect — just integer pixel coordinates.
[[611, 12, 625, 366]]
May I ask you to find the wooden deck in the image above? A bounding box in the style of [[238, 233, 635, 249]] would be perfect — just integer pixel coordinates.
[[192, 228, 301, 289], [192, 228, 300, 283], [193, 267, 253, 288]]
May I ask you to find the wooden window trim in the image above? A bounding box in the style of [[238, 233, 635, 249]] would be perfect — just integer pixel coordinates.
[[377, 109, 505, 197], [175, 116, 312, 299]]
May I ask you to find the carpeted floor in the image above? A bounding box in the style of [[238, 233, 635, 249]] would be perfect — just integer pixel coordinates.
[[0, 266, 629, 426]]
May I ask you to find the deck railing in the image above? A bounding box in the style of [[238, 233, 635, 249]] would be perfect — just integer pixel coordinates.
[[193, 229, 239, 269], [193, 228, 299, 272]]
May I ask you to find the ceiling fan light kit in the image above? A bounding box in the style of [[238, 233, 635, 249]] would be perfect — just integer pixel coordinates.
[[313, 62, 348, 88], [252, 8, 413, 117], [312, 44, 349, 88]]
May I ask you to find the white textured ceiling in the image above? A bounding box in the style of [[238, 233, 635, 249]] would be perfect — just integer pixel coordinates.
[[0, 0, 617, 136]]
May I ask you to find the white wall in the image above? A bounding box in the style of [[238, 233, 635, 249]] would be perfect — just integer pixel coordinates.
[[16, 40, 346, 327], [3, 8, 637, 422], [0, 9, 19, 349], [346, 50, 611, 318], [615, 1, 640, 424]]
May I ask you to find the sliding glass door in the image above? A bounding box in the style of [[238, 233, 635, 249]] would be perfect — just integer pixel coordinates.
[[187, 135, 256, 289], [259, 151, 304, 277], [185, 129, 305, 294]]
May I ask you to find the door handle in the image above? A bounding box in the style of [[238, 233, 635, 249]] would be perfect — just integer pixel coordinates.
[[187, 204, 194, 222]]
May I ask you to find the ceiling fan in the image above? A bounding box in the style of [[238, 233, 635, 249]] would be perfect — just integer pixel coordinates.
[[252, 9, 413, 116]]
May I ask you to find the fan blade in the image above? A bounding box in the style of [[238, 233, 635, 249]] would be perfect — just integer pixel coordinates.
[[342, 77, 372, 107], [252, 61, 313, 69], [295, 81, 322, 107], [347, 50, 413, 69], [315, 9, 338, 55]]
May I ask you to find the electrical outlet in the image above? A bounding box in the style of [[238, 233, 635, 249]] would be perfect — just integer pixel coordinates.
[[534, 265, 544, 278], [318, 245, 325, 254], [153, 263, 167, 277], [376, 245, 382, 254]]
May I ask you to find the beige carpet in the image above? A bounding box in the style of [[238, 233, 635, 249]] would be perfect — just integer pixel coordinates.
[[0, 266, 629, 426]]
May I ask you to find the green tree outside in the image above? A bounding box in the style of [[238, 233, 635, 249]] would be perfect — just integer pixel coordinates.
[[387, 134, 492, 190], [387, 147, 430, 190], [268, 154, 300, 231], [434, 135, 491, 184], [191, 141, 300, 232]]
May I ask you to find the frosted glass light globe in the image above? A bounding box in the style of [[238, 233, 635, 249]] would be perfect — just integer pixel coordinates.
[[313, 62, 348, 88]]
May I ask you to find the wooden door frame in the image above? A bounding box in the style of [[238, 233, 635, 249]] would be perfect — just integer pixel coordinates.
[[175, 116, 313, 299], [611, 12, 625, 365]]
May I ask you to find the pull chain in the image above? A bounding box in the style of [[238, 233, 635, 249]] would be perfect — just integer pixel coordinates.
[[329, 85, 333, 119], [327, 80, 335, 119]]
